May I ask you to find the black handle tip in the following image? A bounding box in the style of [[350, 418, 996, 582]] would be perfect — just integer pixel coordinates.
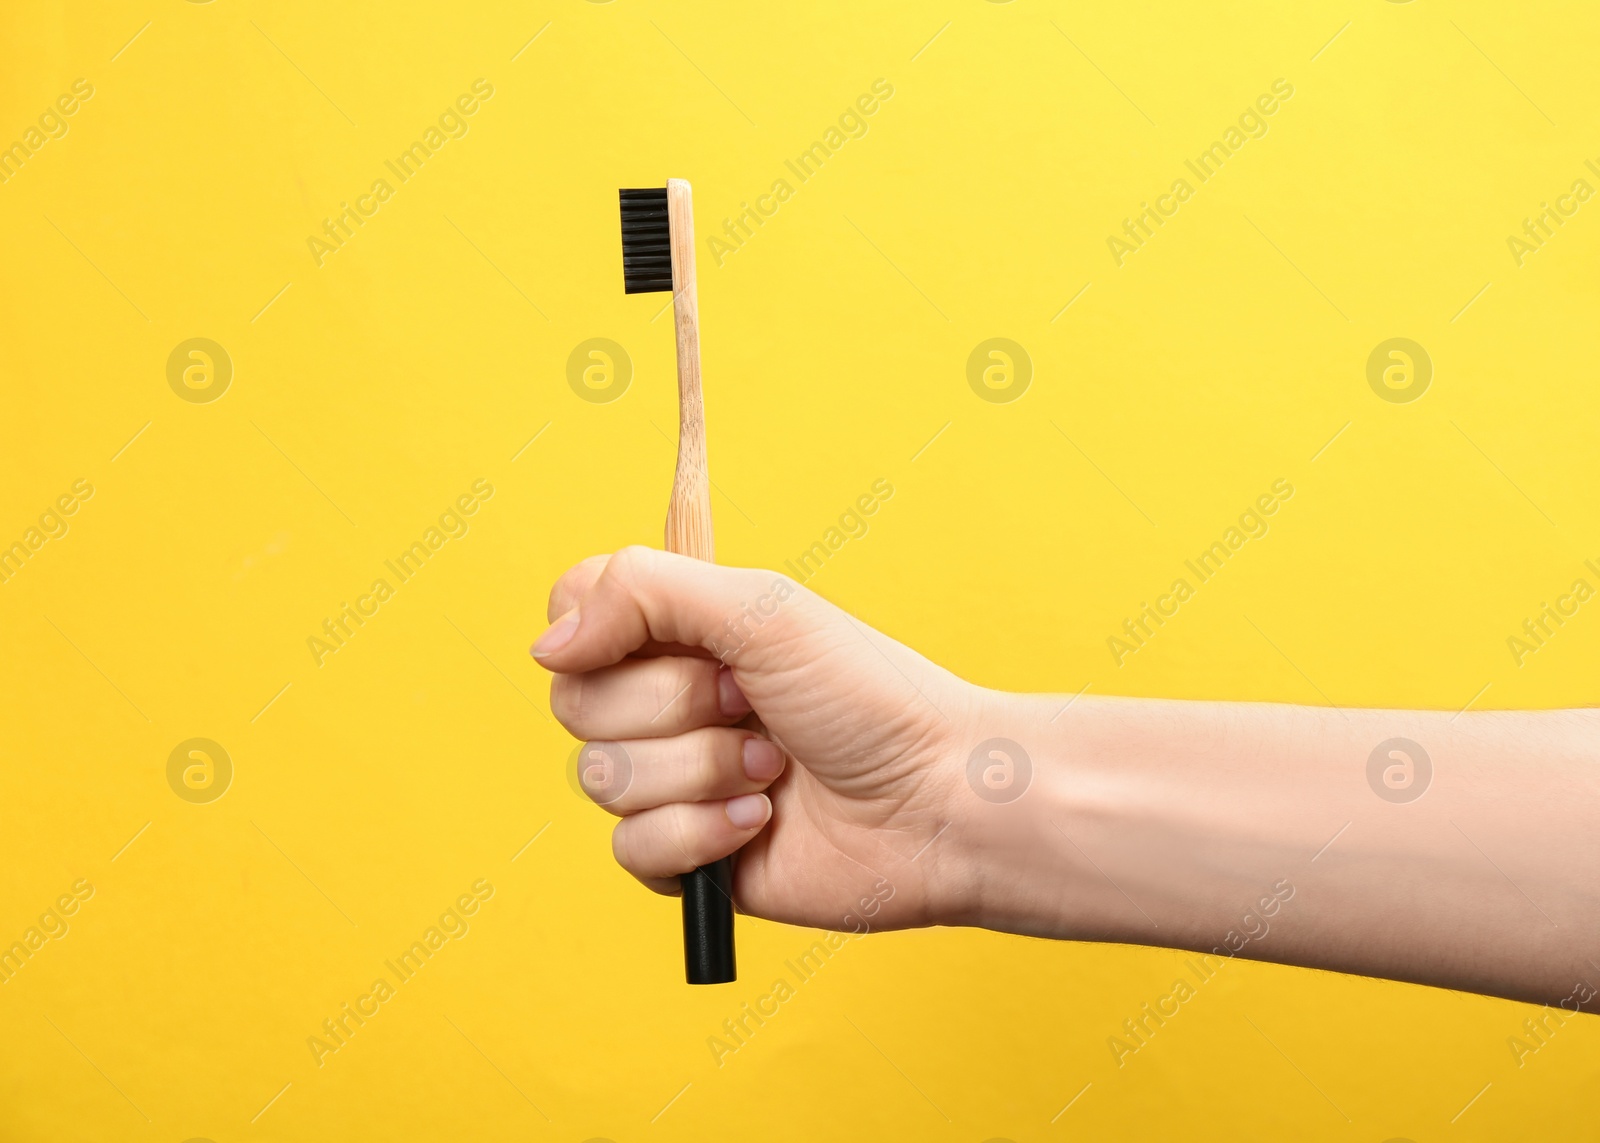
[[682, 859, 735, 984]]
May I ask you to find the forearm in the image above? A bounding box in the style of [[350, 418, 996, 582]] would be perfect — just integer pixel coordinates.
[[948, 693, 1600, 1007]]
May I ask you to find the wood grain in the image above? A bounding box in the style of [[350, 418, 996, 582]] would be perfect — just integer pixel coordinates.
[[664, 178, 714, 563]]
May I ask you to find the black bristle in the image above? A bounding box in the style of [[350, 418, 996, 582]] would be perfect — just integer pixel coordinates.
[[620, 187, 673, 294]]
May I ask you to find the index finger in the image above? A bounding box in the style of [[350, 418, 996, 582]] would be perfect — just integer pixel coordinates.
[[531, 546, 801, 675]]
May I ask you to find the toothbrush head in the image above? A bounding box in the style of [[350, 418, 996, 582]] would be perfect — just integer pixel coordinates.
[[619, 186, 673, 294]]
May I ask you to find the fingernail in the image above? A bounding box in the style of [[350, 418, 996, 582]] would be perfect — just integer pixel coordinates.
[[531, 607, 579, 659], [725, 793, 771, 830], [718, 669, 752, 717], [741, 738, 784, 781]]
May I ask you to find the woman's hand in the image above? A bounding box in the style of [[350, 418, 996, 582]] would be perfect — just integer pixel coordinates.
[[533, 546, 988, 933], [536, 548, 1600, 1008]]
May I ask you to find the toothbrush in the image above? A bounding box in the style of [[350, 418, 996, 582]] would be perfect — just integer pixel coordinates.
[[619, 180, 736, 985]]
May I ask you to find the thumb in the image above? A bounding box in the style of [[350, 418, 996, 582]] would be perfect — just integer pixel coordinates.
[[531, 546, 806, 674]]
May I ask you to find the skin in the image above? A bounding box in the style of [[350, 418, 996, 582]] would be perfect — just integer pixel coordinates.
[[534, 547, 1600, 1010]]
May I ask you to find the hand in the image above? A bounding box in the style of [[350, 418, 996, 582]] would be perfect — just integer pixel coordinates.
[[533, 546, 987, 933], [533, 549, 1600, 1007]]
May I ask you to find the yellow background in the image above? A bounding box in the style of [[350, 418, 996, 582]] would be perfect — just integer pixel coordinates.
[[2, 0, 1597, 1139]]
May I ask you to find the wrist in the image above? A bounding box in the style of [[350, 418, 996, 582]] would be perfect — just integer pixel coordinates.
[[933, 689, 1219, 945], [930, 687, 1107, 934]]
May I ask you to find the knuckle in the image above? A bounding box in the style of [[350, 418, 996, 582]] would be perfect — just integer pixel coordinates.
[[667, 805, 701, 863], [609, 544, 654, 587], [548, 673, 586, 734], [691, 732, 722, 792], [550, 554, 610, 619], [691, 659, 721, 712], [610, 819, 636, 871], [548, 673, 571, 722], [579, 741, 634, 813], [547, 580, 577, 620], [650, 668, 679, 718], [653, 660, 705, 728]]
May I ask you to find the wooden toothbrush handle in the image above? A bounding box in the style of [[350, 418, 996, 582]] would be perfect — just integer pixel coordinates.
[[664, 179, 714, 563], [665, 177, 735, 985]]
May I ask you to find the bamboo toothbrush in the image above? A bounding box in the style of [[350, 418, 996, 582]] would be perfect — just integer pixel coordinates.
[[619, 180, 736, 985]]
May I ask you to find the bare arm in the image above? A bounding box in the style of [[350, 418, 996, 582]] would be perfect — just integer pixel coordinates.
[[534, 548, 1599, 1009], [949, 695, 1600, 1008]]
